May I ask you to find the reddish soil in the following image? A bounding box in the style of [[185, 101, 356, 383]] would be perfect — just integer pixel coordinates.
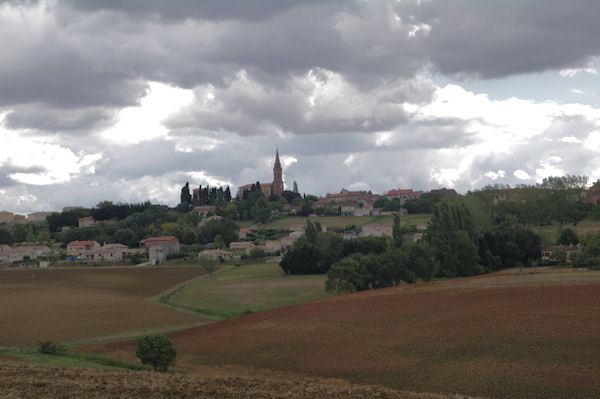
[[0, 267, 210, 347], [85, 271, 600, 399], [0, 365, 477, 399]]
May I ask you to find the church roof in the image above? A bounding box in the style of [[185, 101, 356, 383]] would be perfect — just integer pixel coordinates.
[[274, 149, 281, 169]]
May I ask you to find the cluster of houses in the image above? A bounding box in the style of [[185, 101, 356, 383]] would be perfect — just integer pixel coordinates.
[[312, 189, 423, 217], [0, 206, 86, 225], [0, 244, 52, 263], [198, 219, 428, 261], [64, 236, 182, 265], [65, 241, 130, 261]]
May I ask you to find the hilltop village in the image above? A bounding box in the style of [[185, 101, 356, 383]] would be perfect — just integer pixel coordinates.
[[1, 151, 600, 277]]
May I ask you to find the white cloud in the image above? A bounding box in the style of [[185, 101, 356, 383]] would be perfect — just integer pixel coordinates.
[[561, 136, 581, 143], [584, 129, 600, 151], [513, 170, 531, 180], [0, 124, 102, 185], [344, 154, 355, 167], [559, 61, 598, 77], [281, 156, 298, 168], [102, 82, 193, 145], [186, 171, 233, 188], [485, 170, 506, 180]]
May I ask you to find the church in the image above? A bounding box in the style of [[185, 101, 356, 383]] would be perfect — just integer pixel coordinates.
[[237, 150, 284, 200]]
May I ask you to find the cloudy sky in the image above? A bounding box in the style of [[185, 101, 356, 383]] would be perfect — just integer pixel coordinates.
[[1, 0, 600, 214]]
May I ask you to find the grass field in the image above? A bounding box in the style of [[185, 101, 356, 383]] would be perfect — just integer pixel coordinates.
[[83, 268, 600, 399], [0, 267, 211, 347], [162, 262, 334, 318], [0, 347, 141, 370], [529, 217, 600, 245], [252, 213, 431, 231]]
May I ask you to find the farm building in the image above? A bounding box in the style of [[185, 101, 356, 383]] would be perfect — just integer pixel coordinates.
[[360, 223, 393, 238], [67, 240, 101, 260], [139, 236, 179, 248], [199, 249, 233, 261], [541, 244, 584, 262], [229, 241, 255, 254], [98, 244, 129, 261]]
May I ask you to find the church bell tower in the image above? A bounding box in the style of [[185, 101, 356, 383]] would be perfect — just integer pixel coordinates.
[[272, 149, 284, 198]]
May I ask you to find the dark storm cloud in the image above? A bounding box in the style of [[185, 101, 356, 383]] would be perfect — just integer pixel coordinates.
[[2, 0, 599, 135], [3, 105, 116, 132], [0, 164, 46, 187], [59, 0, 301, 22], [409, 0, 600, 79]]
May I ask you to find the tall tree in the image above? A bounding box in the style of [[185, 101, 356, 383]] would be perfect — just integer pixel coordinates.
[[426, 202, 481, 277], [180, 182, 192, 206], [392, 213, 402, 247]]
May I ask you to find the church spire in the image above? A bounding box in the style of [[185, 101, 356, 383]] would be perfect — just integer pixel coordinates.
[[272, 148, 283, 198], [274, 148, 281, 169]]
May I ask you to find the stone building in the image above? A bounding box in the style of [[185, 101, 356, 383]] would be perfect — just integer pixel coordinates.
[[237, 149, 284, 199]]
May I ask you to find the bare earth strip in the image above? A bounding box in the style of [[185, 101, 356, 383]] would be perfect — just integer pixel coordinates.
[[0, 365, 480, 399], [0, 267, 211, 347], [84, 270, 600, 399]]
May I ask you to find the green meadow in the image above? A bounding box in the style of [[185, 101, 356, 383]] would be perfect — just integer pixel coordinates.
[[161, 262, 334, 319]]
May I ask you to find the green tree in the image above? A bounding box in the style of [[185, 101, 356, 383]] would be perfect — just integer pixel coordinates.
[[403, 241, 438, 281], [0, 229, 12, 245], [305, 219, 319, 244], [426, 202, 481, 277], [557, 228, 579, 245], [114, 228, 136, 248], [392, 213, 402, 247], [249, 247, 265, 259], [135, 335, 177, 372], [213, 234, 225, 249], [549, 249, 567, 264], [279, 236, 319, 274], [325, 256, 366, 293], [180, 182, 192, 207]]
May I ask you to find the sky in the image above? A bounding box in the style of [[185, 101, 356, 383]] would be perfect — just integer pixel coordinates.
[[1, 0, 600, 214]]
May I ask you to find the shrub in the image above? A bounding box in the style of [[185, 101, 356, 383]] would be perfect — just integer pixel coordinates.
[[135, 335, 177, 372], [38, 340, 66, 355], [248, 247, 265, 259]]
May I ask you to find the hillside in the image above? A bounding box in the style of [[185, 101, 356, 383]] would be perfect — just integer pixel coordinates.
[[82, 269, 600, 399]]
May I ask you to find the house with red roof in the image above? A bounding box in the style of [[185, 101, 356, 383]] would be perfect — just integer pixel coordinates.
[[385, 189, 421, 204], [67, 240, 101, 259], [140, 236, 180, 265], [139, 236, 179, 248]]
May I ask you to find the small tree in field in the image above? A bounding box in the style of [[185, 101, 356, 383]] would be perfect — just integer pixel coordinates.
[[136, 335, 177, 372]]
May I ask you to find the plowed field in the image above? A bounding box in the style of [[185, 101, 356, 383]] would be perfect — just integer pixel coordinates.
[[84, 270, 600, 399], [0, 365, 478, 399], [0, 267, 211, 347]]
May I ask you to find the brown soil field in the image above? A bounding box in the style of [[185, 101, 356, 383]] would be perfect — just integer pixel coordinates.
[[0, 267, 212, 347], [84, 270, 600, 399], [0, 365, 480, 399]]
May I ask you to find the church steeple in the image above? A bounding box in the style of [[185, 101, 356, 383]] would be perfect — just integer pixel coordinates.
[[272, 148, 283, 198], [274, 148, 281, 169]]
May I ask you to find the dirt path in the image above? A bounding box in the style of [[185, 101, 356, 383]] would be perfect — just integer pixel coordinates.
[[0, 365, 480, 399]]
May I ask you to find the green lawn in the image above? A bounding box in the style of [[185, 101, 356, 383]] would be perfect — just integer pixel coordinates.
[[0, 347, 141, 370], [162, 262, 334, 319]]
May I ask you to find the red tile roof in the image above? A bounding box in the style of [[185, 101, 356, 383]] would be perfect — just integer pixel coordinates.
[[140, 236, 179, 245], [67, 240, 98, 246], [326, 191, 362, 199], [386, 189, 413, 195]]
